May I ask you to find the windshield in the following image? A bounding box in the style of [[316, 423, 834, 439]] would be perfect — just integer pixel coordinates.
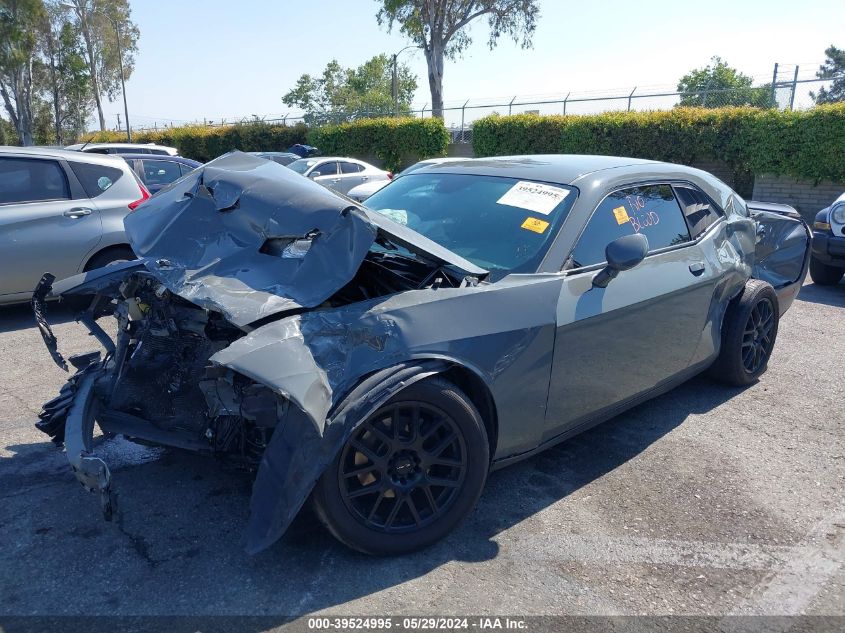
[[288, 159, 318, 174], [364, 172, 577, 276]]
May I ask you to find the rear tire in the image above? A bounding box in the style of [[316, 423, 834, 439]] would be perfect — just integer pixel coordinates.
[[313, 378, 489, 556], [809, 257, 844, 286], [84, 246, 136, 272], [708, 279, 779, 387]]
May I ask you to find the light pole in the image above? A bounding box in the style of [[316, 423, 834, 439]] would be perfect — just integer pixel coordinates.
[[391, 45, 421, 116], [62, 2, 131, 141]]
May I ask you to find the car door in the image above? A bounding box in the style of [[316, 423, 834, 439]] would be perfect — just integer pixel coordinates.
[[139, 158, 184, 194], [310, 161, 340, 192], [337, 161, 366, 195], [543, 183, 719, 440], [0, 156, 103, 298]]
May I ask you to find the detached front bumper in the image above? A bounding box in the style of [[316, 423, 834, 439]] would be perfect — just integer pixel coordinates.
[[33, 274, 117, 520]]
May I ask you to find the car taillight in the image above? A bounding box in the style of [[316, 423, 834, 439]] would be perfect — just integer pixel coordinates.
[[387, 171, 393, 180], [128, 182, 151, 211]]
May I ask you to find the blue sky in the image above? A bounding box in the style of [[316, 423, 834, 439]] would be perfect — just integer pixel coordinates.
[[107, 0, 843, 130]]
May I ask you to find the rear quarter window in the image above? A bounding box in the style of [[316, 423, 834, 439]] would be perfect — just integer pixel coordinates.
[[674, 185, 723, 239], [69, 161, 125, 198]]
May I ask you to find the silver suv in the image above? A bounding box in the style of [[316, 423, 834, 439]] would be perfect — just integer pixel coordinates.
[[0, 147, 150, 304]]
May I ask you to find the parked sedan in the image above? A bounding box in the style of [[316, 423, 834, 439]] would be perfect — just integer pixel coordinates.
[[33, 153, 809, 556], [809, 192, 845, 285], [120, 154, 202, 194], [287, 156, 390, 195], [65, 142, 179, 156], [247, 151, 301, 166], [0, 147, 149, 305]]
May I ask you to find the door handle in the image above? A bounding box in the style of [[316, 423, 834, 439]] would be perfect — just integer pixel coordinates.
[[689, 262, 706, 276], [361, 176, 369, 181], [63, 207, 92, 218], [331, 178, 340, 183]]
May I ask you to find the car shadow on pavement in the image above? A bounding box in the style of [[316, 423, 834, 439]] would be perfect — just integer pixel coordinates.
[[0, 375, 746, 619], [0, 302, 78, 334], [795, 280, 845, 307]]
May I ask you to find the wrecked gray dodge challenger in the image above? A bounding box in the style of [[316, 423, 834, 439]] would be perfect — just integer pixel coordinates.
[[33, 152, 810, 554]]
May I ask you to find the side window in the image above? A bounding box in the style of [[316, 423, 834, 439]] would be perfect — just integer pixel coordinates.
[[674, 185, 723, 239], [149, 149, 169, 155], [569, 184, 691, 269], [141, 160, 182, 187], [340, 161, 363, 174], [313, 161, 337, 176], [0, 157, 70, 204], [68, 161, 124, 198]]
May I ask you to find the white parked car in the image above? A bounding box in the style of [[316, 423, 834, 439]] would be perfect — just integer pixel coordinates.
[[65, 142, 179, 157], [287, 157, 390, 196], [346, 157, 466, 202]]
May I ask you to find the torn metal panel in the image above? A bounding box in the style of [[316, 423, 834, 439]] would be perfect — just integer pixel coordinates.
[[123, 152, 378, 327], [750, 207, 811, 313]]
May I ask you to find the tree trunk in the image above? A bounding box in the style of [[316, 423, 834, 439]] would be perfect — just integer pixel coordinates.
[[425, 43, 445, 119], [78, 9, 105, 131]]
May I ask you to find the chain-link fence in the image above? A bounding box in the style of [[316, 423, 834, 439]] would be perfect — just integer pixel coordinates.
[[130, 63, 843, 142]]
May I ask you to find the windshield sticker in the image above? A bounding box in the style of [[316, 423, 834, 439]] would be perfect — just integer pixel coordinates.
[[375, 208, 408, 226], [496, 181, 569, 215], [612, 205, 630, 225], [521, 217, 549, 234]]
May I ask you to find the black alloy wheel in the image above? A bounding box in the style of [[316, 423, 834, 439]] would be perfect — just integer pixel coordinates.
[[741, 297, 775, 374], [313, 378, 489, 555], [338, 401, 467, 533]]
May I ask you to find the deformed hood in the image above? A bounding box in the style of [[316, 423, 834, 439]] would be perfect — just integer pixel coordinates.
[[124, 152, 376, 326], [124, 152, 485, 327]]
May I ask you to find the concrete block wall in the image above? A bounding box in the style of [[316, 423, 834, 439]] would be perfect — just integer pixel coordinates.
[[752, 175, 844, 223]]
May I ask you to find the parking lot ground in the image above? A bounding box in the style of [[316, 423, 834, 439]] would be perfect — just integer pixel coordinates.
[[0, 280, 843, 620]]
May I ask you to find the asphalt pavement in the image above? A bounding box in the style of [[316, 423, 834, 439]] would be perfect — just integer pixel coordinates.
[[0, 280, 842, 622]]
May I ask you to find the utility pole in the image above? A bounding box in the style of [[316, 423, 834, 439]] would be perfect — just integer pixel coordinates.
[[391, 45, 420, 116], [116, 113, 121, 131]]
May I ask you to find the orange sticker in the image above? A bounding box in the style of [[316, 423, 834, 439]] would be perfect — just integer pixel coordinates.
[[521, 217, 549, 234], [612, 205, 630, 225]]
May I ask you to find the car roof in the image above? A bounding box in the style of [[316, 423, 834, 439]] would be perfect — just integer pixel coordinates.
[[300, 156, 368, 163], [64, 142, 176, 151], [0, 145, 130, 166], [416, 154, 660, 185], [118, 153, 201, 165]]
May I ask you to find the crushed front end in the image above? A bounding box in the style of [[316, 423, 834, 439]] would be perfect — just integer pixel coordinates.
[[32, 151, 489, 552], [35, 268, 288, 519]]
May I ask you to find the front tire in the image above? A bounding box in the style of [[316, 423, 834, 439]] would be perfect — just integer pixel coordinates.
[[313, 378, 489, 556], [809, 257, 844, 286], [709, 279, 780, 386]]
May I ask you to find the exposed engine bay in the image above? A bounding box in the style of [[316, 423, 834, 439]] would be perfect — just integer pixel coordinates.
[[34, 240, 476, 516]]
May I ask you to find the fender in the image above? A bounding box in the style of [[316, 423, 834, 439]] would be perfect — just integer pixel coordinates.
[[244, 359, 449, 554]]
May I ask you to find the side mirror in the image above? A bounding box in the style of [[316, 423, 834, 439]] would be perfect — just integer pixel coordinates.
[[308, 171, 321, 179], [592, 233, 649, 288]]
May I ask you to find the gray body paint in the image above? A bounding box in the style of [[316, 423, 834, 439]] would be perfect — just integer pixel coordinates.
[[33, 154, 810, 553]]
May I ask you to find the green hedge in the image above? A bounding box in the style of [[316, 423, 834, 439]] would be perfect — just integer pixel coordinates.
[[84, 121, 309, 162], [307, 117, 450, 171], [472, 104, 845, 183]]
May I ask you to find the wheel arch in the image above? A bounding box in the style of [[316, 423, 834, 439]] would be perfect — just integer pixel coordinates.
[[243, 357, 500, 554], [82, 243, 135, 272]]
